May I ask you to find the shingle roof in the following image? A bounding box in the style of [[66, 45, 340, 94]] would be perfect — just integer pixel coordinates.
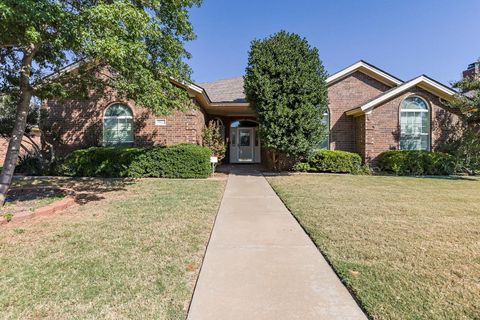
[[199, 77, 246, 103]]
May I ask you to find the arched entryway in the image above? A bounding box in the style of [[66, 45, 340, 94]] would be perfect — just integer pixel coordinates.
[[230, 120, 261, 163]]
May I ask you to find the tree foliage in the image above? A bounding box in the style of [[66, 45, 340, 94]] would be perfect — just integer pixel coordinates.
[[0, 0, 201, 204], [244, 31, 328, 168], [0, 0, 201, 113], [0, 96, 38, 138], [437, 125, 480, 175], [449, 65, 480, 123], [202, 120, 226, 161]]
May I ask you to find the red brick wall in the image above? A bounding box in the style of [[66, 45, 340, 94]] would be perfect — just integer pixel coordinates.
[[354, 115, 366, 159], [0, 135, 41, 166], [364, 87, 461, 163], [0, 138, 7, 166], [44, 88, 206, 157], [327, 71, 392, 152]]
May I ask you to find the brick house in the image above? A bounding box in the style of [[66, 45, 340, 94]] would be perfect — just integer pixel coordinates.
[[41, 60, 460, 166]]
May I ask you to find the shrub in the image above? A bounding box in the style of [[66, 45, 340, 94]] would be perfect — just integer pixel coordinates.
[[292, 162, 311, 172], [437, 127, 480, 175], [202, 120, 226, 161], [58, 147, 142, 177], [377, 150, 455, 176], [58, 144, 212, 178], [15, 152, 44, 176], [128, 144, 212, 178], [294, 150, 365, 174]]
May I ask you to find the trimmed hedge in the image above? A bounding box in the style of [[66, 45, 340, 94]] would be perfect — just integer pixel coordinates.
[[58, 144, 212, 178], [128, 144, 212, 178], [294, 150, 366, 174], [377, 150, 455, 176]]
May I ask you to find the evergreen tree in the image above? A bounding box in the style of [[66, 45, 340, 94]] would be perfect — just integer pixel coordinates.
[[244, 31, 328, 169]]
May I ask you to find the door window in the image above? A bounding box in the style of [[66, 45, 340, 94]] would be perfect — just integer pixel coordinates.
[[239, 130, 251, 146]]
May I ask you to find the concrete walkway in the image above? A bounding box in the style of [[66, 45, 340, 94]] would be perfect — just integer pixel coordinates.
[[187, 167, 367, 320]]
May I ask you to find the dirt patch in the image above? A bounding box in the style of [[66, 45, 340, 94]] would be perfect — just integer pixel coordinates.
[[1, 187, 68, 216]]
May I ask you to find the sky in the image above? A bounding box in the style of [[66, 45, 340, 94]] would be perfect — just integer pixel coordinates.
[[185, 0, 480, 85]]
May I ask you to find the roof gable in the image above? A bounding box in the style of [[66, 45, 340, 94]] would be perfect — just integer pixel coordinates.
[[346, 75, 457, 116], [326, 60, 403, 87]]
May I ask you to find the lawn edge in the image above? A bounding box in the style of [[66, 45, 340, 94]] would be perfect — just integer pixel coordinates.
[[185, 175, 229, 319], [264, 175, 373, 320]]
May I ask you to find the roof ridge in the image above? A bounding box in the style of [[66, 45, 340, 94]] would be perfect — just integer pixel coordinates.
[[199, 76, 244, 85]]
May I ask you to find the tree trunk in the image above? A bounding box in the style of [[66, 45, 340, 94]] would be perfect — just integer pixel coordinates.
[[271, 150, 278, 171], [0, 45, 36, 205]]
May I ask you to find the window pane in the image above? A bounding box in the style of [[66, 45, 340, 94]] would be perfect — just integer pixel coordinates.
[[239, 130, 251, 146], [400, 98, 430, 151], [105, 104, 133, 117], [318, 111, 330, 149], [104, 109, 133, 145], [231, 130, 236, 146], [401, 96, 428, 110], [104, 118, 117, 129], [421, 135, 428, 150]]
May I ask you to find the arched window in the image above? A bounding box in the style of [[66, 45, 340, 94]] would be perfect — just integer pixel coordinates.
[[103, 103, 134, 145], [319, 109, 330, 149], [400, 96, 430, 150]]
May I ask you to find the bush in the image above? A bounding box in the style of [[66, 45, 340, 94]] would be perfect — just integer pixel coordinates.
[[15, 152, 44, 176], [377, 150, 455, 176], [128, 144, 212, 178], [294, 150, 366, 174], [58, 147, 142, 177], [58, 144, 212, 178], [437, 127, 480, 175]]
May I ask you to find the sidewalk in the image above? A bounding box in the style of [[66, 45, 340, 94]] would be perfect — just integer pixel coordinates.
[[187, 167, 367, 320]]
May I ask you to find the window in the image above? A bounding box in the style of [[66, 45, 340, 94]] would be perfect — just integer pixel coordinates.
[[319, 110, 330, 149], [103, 103, 134, 145], [400, 96, 430, 150]]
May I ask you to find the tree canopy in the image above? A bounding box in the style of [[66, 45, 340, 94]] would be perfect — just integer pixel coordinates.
[[449, 69, 480, 123], [0, 0, 201, 113], [0, 0, 201, 204], [244, 31, 328, 168]]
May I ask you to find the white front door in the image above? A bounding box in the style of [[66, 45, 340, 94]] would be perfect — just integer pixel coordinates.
[[230, 127, 261, 163], [238, 128, 254, 162]]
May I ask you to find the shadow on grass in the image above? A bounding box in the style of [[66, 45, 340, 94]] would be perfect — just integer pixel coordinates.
[[9, 177, 135, 206]]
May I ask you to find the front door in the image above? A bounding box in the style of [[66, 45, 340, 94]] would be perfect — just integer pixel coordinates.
[[238, 128, 254, 162], [230, 126, 261, 163]]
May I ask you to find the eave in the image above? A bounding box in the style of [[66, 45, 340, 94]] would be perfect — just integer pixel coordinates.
[[326, 60, 403, 87], [345, 75, 457, 117]]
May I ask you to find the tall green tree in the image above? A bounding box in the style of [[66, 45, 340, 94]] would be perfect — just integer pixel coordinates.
[[244, 31, 328, 169], [439, 64, 480, 174], [0, 0, 201, 204], [449, 63, 480, 123]]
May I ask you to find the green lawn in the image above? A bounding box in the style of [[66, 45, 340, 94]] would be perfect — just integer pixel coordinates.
[[267, 174, 480, 320], [0, 178, 225, 319]]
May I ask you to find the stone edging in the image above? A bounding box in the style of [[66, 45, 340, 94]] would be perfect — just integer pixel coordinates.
[[0, 187, 77, 225]]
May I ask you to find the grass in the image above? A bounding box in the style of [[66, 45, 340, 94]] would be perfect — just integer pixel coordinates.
[[34, 192, 66, 208], [0, 178, 225, 319], [267, 174, 480, 320]]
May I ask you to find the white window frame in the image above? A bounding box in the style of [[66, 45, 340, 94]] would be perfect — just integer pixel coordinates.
[[319, 109, 330, 150], [399, 96, 430, 151], [103, 104, 134, 145]]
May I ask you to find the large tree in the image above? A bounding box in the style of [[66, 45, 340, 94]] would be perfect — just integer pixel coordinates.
[[244, 31, 328, 169], [0, 0, 201, 204], [449, 66, 480, 123]]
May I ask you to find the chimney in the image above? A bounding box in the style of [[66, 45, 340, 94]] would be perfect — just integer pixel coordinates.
[[463, 61, 480, 79]]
